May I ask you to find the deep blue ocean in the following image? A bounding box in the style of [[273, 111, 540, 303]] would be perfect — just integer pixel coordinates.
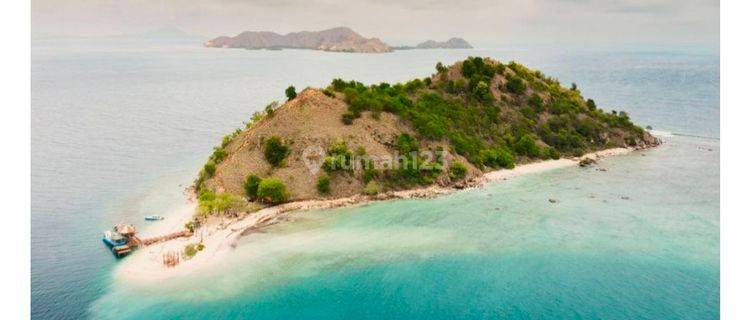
[[31, 38, 719, 319]]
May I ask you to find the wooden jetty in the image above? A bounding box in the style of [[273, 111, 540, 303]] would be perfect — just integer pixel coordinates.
[[140, 230, 193, 246]]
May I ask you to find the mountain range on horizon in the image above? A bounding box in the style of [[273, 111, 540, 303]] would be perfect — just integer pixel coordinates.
[[204, 27, 472, 53]]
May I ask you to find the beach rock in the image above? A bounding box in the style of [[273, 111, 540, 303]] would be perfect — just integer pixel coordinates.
[[578, 158, 597, 167]]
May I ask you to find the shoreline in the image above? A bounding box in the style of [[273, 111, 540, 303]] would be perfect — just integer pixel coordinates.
[[115, 147, 638, 284]]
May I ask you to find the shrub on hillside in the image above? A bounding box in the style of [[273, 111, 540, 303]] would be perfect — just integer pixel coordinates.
[[436, 62, 447, 73], [316, 175, 330, 194], [203, 161, 216, 177], [544, 147, 561, 160], [264, 101, 279, 117], [243, 174, 262, 200], [449, 161, 468, 180], [480, 147, 515, 169], [515, 134, 540, 157], [396, 133, 420, 155], [257, 178, 289, 204], [586, 99, 597, 111], [472, 81, 493, 103], [529, 94, 544, 111], [211, 148, 227, 163], [263, 136, 290, 167], [363, 181, 381, 195], [341, 111, 356, 125], [505, 75, 526, 94]]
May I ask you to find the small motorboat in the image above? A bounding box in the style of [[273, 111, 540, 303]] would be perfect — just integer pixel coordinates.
[[102, 230, 128, 247], [144, 215, 164, 221]]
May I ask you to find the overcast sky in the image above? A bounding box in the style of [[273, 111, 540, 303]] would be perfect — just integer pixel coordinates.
[[32, 0, 719, 49]]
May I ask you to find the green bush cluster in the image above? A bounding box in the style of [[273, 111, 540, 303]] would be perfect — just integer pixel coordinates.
[[263, 136, 290, 167], [323, 141, 353, 172], [461, 57, 501, 102], [479, 147, 515, 169], [505, 75, 526, 94], [333, 79, 414, 125], [363, 181, 381, 195], [316, 175, 330, 194], [184, 244, 198, 258], [543, 147, 561, 160], [257, 178, 289, 204], [243, 174, 262, 200], [449, 161, 468, 180], [435, 62, 447, 73], [378, 134, 443, 187], [197, 190, 246, 217], [203, 161, 216, 177], [240, 173, 291, 204], [514, 134, 539, 157]]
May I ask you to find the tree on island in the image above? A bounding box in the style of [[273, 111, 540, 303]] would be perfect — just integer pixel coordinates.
[[285, 86, 297, 100], [263, 136, 290, 167]]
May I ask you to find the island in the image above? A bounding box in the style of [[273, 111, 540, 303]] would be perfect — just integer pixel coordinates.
[[116, 57, 659, 281], [393, 37, 473, 50], [416, 37, 473, 49], [203, 27, 392, 53], [196, 56, 657, 201]]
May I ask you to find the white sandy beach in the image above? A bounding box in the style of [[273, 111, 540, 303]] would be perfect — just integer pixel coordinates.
[[115, 147, 634, 284]]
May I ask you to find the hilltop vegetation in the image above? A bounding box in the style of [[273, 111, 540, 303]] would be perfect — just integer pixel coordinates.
[[331, 56, 652, 167], [192, 57, 658, 218]]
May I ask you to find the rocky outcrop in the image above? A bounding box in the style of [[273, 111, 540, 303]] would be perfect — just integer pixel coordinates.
[[204, 27, 392, 53]]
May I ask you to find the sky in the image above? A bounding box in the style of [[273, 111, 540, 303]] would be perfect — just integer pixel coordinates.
[[31, 0, 719, 49]]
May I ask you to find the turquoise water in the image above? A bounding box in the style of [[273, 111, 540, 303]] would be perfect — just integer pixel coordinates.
[[32, 38, 718, 319]]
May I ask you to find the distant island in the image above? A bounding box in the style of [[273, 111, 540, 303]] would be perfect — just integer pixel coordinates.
[[394, 37, 473, 50], [203, 27, 392, 53]]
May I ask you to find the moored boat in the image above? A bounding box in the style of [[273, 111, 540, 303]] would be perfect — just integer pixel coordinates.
[[144, 215, 164, 221], [102, 230, 128, 247]]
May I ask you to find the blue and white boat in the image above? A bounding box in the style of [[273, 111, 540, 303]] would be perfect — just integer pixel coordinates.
[[144, 215, 164, 221], [102, 230, 128, 247]]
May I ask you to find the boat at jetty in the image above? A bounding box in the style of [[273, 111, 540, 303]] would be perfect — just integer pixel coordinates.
[[102, 224, 138, 257], [101, 223, 192, 257], [102, 230, 127, 247]]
